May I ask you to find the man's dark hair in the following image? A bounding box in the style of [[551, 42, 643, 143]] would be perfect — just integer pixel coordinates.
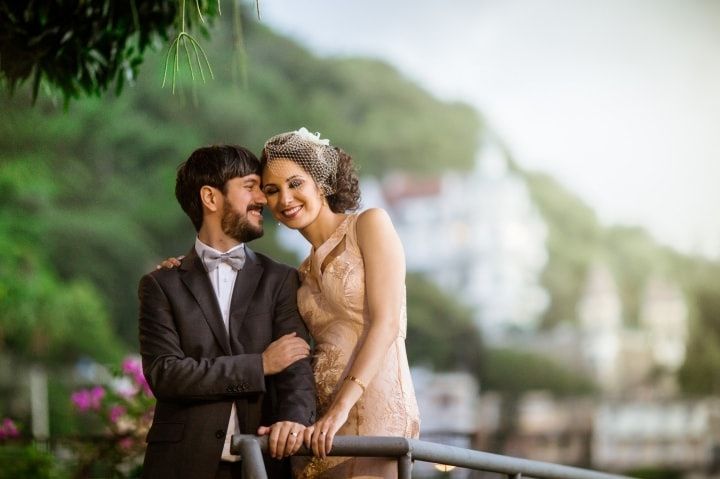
[[175, 145, 261, 231]]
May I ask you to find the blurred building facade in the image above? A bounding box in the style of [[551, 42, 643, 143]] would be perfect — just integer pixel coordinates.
[[577, 263, 625, 392], [381, 139, 549, 340], [502, 392, 595, 466], [508, 264, 689, 398], [471, 392, 720, 475], [411, 368, 479, 479], [410, 369, 720, 475], [593, 399, 720, 473], [577, 267, 688, 397]]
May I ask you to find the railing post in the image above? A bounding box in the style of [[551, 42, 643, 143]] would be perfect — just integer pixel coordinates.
[[398, 452, 413, 479], [510, 473, 522, 479], [236, 437, 268, 479]]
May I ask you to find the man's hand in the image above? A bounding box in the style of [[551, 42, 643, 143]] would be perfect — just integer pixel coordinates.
[[262, 333, 310, 375], [258, 421, 306, 459], [156, 255, 184, 269]]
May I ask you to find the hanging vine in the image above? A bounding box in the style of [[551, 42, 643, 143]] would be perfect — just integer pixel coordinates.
[[162, 0, 260, 94]]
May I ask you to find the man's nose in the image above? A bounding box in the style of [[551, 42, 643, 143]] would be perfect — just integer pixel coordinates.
[[254, 189, 268, 205]]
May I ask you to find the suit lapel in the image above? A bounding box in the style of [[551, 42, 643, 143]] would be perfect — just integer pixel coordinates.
[[228, 247, 263, 352], [179, 248, 232, 356]]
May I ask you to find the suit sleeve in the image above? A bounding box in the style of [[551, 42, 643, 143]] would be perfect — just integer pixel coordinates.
[[138, 273, 266, 402], [270, 269, 317, 425]]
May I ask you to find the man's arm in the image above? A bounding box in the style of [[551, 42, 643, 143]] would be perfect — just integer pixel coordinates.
[[269, 268, 316, 425], [259, 268, 316, 459], [138, 273, 266, 402]]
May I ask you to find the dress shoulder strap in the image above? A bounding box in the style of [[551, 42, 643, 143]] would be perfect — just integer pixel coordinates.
[[344, 212, 362, 255]]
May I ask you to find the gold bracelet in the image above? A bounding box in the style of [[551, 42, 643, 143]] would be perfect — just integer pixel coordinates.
[[345, 375, 367, 392]]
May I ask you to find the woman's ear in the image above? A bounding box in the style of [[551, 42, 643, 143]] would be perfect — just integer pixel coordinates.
[[200, 185, 221, 212]]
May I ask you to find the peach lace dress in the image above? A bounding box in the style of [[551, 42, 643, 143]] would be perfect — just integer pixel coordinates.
[[293, 213, 420, 479]]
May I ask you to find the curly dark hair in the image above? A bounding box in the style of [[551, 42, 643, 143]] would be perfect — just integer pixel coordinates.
[[326, 147, 361, 213]]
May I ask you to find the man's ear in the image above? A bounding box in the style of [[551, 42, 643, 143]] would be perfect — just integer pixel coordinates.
[[200, 185, 221, 212]]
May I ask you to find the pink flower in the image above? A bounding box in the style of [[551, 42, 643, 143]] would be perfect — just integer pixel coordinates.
[[139, 376, 153, 397], [121, 357, 143, 378], [108, 405, 126, 423], [118, 436, 134, 451], [71, 386, 106, 412], [71, 389, 92, 412], [121, 356, 153, 397], [0, 418, 20, 440]]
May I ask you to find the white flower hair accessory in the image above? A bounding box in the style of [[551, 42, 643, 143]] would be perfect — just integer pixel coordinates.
[[294, 127, 330, 146]]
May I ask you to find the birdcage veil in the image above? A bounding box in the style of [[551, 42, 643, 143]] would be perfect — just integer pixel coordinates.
[[262, 127, 339, 195]]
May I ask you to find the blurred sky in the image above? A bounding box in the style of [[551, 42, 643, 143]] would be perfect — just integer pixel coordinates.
[[261, 0, 720, 259]]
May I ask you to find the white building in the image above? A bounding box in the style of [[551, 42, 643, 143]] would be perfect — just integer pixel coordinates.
[[507, 392, 595, 466], [384, 139, 549, 339], [593, 399, 720, 472], [577, 263, 623, 391], [576, 264, 690, 396], [639, 276, 688, 372]]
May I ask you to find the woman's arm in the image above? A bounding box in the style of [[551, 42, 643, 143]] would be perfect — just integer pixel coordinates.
[[307, 208, 405, 458]]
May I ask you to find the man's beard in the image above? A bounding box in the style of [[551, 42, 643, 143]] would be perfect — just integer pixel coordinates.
[[221, 202, 264, 243]]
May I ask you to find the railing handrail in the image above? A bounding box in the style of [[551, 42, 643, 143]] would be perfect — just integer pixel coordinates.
[[231, 434, 636, 479]]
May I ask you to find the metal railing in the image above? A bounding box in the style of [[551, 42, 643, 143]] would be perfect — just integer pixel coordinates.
[[231, 434, 634, 479]]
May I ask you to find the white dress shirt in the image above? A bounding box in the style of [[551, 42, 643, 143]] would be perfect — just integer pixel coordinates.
[[194, 238, 243, 462]]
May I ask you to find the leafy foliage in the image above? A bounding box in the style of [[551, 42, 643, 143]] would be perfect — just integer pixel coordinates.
[[677, 261, 720, 395], [0, 443, 64, 479], [483, 347, 596, 395], [0, 157, 123, 363], [406, 273, 484, 374], [523, 172, 602, 327], [0, 1, 195, 103]]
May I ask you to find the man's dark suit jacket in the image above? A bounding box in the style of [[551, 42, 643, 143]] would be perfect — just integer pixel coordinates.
[[138, 246, 316, 479]]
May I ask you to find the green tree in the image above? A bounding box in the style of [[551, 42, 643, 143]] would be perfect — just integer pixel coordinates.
[[482, 347, 596, 396], [523, 172, 602, 328], [677, 261, 720, 395], [406, 273, 484, 374], [0, 1, 209, 103], [0, 158, 122, 364]]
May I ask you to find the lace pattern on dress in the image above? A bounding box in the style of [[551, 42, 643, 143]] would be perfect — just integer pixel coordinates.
[[312, 343, 345, 415]]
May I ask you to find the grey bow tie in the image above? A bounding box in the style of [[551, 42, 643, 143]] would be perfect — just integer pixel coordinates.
[[201, 248, 246, 272]]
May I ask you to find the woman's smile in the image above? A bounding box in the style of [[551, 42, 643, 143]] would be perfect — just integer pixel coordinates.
[[281, 204, 304, 219]]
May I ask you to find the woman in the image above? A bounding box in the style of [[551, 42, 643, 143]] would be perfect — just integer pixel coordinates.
[[260, 127, 419, 478]]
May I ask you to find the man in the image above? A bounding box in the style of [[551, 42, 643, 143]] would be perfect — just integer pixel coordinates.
[[138, 145, 316, 479]]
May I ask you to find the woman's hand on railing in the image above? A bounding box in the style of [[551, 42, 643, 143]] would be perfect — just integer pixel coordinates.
[[304, 405, 350, 459]]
